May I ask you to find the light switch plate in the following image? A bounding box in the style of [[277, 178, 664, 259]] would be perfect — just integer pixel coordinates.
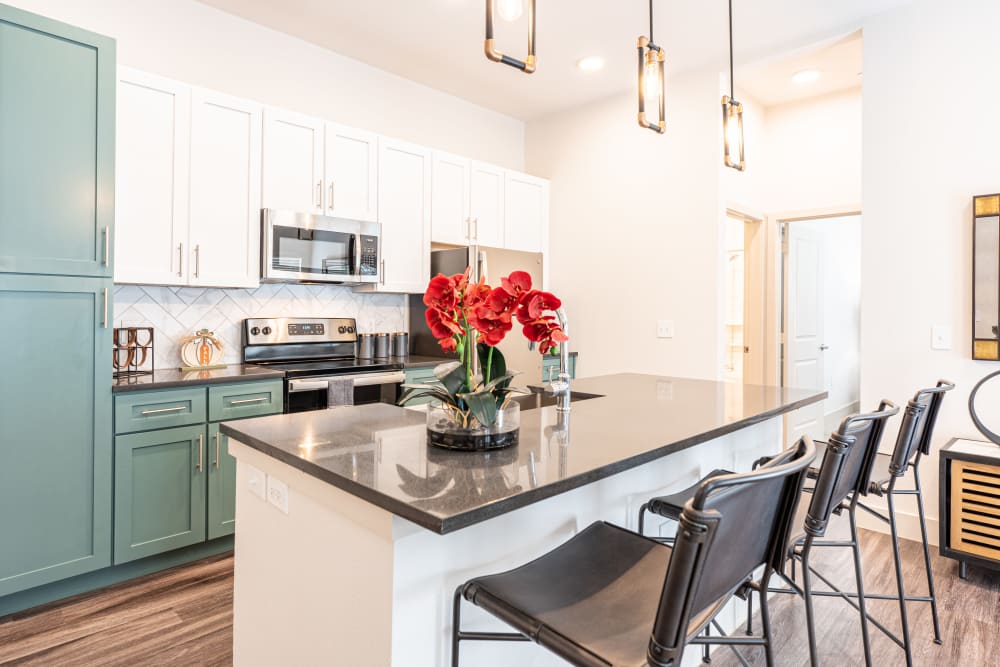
[[931, 325, 952, 350], [657, 320, 675, 339], [246, 463, 265, 500], [266, 475, 289, 514]]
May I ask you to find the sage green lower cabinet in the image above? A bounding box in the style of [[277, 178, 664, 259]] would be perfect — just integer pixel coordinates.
[[402, 367, 442, 406], [114, 425, 207, 564], [207, 423, 236, 540], [0, 275, 112, 597]]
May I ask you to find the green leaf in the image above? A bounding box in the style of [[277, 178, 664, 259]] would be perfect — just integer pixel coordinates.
[[482, 372, 520, 393], [478, 343, 508, 389], [433, 361, 468, 396], [397, 386, 460, 408], [458, 389, 499, 427]]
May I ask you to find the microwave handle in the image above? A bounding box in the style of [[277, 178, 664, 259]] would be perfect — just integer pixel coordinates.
[[349, 233, 358, 277]]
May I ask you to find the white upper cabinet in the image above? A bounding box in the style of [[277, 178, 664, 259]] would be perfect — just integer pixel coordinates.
[[188, 90, 262, 289], [262, 108, 324, 214], [504, 171, 549, 254], [325, 124, 378, 222], [469, 162, 505, 248], [365, 137, 431, 293], [430, 151, 471, 246], [115, 68, 190, 285]]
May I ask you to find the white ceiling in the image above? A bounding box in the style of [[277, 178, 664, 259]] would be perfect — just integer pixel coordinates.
[[197, 0, 906, 120], [738, 31, 863, 107]]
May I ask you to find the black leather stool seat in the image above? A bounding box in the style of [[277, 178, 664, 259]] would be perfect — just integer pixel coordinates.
[[460, 521, 729, 667], [646, 469, 733, 520]]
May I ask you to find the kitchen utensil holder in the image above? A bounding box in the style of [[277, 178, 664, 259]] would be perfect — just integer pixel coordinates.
[[113, 326, 155, 379]]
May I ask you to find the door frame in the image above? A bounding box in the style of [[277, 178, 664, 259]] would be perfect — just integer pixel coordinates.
[[723, 207, 767, 385]]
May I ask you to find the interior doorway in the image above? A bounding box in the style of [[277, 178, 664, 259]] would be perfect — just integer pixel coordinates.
[[722, 210, 766, 385], [779, 212, 862, 442]]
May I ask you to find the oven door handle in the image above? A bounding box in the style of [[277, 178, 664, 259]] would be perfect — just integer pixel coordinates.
[[287, 372, 406, 393], [288, 379, 331, 393]]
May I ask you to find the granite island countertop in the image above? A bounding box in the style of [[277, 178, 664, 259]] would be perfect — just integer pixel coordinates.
[[220, 373, 825, 533]]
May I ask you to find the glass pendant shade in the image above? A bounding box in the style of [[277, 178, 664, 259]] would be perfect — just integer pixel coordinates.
[[637, 36, 665, 133], [485, 0, 536, 73], [722, 96, 745, 171]]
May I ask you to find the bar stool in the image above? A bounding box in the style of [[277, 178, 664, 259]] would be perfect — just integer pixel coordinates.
[[853, 380, 954, 665], [450, 437, 816, 667]]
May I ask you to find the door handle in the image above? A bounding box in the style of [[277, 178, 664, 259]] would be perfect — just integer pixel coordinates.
[[214, 432, 221, 468], [102, 226, 110, 266], [328, 181, 335, 210], [473, 218, 479, 241], [102, 288, 108, 329], [197, 434, 204, 472], [177, 243, 184, 277], [819, 344, 829, 351], [380, 259, 385, 286], [229, 397, 268, 405], [465, 217, 471, 241], [194, 244, 201, 278], [141, 405, 186, 415], [316, 180, 323, 208]]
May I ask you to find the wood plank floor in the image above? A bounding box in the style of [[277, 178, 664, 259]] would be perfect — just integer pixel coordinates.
[[0, 528, 995, 666]]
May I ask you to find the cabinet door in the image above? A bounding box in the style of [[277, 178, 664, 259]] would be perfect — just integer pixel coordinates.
[[188, 89, 262, 288], [115, 68, 190, 285], [114, 424, 207, 564], [370, 138, 431, 293], [430, 152, 471, 245], [470, 162, 505, 248], [0, 275, 112, 596], [207, 423, 237, 540], [0, 6, 114, 278], [262, 108, 324, 214], [325, 123, 378, 222], [504, 171, 549, 253]]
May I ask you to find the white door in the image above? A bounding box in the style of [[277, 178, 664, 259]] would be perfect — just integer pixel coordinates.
[[371, 138, 431, 293], [262, 108, 323, 214], [325, 123, 378, 222], [784, 224, 826, 442], [188, 89, 262, 288], [469, 162, 505, 248], [430, 151, 471, 245], [115, 68, 190, 285], [504, 171, 548, 253]]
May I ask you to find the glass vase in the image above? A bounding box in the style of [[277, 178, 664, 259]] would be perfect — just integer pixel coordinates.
[[426, 401, 520, 451]]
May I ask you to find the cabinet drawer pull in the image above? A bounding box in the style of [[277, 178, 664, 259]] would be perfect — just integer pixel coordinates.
[[214, 432, 221, 468], [229, 396, 268, 405], [140, 405, 186, 415], [102, 226, 110, 266], [197, 434, 204, 472]]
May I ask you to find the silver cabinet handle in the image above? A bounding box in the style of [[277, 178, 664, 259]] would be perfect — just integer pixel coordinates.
[[102, 226, 110, 266], [465, 217, 471, 241], [380, 259, 385, 286], [194, 244, 201, 278], [177, 243, 184, 277], [214, 432, 221, 468], [230, 397, 267, 405], [102, 288, 108, 329], [315, 180, 323, 208], [473, 218, 479, 241], [197, 434, 204, 472], [141, 405, 186, 415], [328, 181, 335, 211]]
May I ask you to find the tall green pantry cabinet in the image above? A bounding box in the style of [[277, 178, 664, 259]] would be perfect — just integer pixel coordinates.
[[0, 5, 115, 597]]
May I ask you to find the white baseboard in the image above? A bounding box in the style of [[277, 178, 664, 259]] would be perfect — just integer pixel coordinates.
[[856, 500, 939, 547]]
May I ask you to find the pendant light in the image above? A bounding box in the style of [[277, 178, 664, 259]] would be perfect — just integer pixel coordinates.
[[637, 0, 665, 133], [722, 0, 745, 170], [485, 0, 536, 73]]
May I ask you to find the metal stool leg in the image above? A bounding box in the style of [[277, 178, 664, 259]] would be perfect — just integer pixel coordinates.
[[702, 624, 712, 663], [887, 491, 915, 667], [848, 505, 874, 667], [451, 586, 463, 667], [799, 540, 820, 667], [745, 587, 753, 635], [638, 502, 649, 535], [758, 575, 776, 667], [913, 470, 943, 644]]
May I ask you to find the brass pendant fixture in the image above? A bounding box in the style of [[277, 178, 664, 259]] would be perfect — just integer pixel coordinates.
[[485, 0, 536, 73], [722, 0, 745, 170], [637, 0, 666, 133]]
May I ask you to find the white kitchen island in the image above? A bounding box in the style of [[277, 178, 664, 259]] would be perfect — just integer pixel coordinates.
[[221, 374, 824, 666]]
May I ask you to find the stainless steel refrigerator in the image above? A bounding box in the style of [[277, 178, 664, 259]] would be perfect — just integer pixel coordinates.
[[409, 246, 544, 380]]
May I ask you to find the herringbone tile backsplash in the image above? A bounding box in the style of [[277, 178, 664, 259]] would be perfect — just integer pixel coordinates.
[[113, 284, 407, 370]]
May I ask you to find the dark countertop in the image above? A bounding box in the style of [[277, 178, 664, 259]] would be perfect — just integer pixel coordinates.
[[397, 355, 453, 369], [221, 373, 825, 534], [112, 364, 285, 393]]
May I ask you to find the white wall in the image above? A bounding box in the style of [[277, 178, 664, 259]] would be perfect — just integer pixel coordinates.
[[526, 72, 724, 380], [861, 0, 1000, 542], [9, 0, 525, 168]]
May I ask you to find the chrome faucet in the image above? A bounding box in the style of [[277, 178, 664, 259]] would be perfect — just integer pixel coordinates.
[[545, 307, 571, 412]]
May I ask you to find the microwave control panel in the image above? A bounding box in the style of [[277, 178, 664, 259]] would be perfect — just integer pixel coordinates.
[[359, 235, 379, 276]]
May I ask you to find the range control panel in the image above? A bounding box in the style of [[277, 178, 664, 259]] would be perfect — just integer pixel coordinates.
[[244, 317, 358, 345]]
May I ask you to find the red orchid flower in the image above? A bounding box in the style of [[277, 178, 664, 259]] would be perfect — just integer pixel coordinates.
[[501, 270, 532, 297], [425, 307, 462, 339], [515, 290, 562, 325]]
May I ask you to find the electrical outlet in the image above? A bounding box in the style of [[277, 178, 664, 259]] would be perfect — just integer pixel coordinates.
[[266, 475, 289, 514], [246, 463, 265, 500], [931, 325, 952, 350], [657, 380, 674, 400], [657, 320, 675, 339]]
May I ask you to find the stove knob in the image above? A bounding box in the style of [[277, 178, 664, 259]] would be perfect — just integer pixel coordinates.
[[338, 326, 347, 334], [348, 326, 355, 333], [261, 326, 272, 335], [250, 327, 261, 336]]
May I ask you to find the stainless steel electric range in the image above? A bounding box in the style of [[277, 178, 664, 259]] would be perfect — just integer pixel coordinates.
[[242, 317, 404, 413]]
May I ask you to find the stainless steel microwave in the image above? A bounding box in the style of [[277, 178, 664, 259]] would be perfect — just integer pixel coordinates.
[[261, 209, 381, 285]]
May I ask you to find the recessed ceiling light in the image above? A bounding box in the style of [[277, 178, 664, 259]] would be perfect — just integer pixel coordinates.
[[577, 56, 605, 72], [792, 69, 821, 85]]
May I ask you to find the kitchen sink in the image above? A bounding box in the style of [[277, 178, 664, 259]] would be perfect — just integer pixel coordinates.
[[512, 390, 604, 411]]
